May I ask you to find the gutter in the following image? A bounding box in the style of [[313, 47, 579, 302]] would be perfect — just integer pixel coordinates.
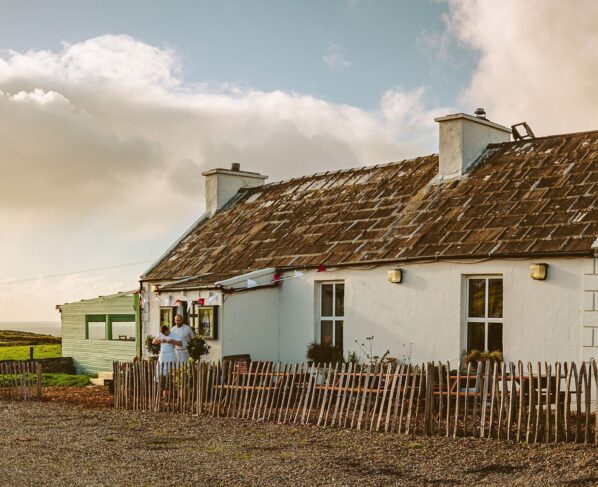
[[276, 250, 594, 271]]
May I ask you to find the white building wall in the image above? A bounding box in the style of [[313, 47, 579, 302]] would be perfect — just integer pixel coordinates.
[[220, 288, 279, 361], [278, 258, 585, 364], [582, 256, 598, 361], [141, 257, 587, 364]]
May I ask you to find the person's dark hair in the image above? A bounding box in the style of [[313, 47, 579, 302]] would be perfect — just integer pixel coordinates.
[[160, 324, 170, 333]]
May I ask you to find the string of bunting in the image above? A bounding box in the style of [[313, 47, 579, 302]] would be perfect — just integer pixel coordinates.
[[246, 264, 327, 289]]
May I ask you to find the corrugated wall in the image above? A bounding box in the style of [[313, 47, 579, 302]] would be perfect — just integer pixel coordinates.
[[60, 294, 138, 374]]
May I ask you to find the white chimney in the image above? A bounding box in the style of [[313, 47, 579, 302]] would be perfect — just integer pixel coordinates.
[[434, 110, 511, 181], [202, 163, 267, 216]]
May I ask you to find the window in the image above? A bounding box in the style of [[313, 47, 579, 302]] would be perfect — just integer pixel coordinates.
[[190, 303, 218, 340], [319, 282, 344, 350], [86, 315, 107, 340], [109, 314, 136, 341], [86, 314, 136, 341], [160, 307, 173, 328], [466, 277, 503, 352]]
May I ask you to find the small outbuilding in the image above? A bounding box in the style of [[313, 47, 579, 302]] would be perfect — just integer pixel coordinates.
[[57, 291, 140, 374]]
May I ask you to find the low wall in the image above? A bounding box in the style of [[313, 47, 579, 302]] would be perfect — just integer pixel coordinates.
[[0, 357, 75, 374]]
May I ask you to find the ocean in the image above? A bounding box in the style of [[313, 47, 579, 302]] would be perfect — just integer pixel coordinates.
[[0, 321, 61, 337]]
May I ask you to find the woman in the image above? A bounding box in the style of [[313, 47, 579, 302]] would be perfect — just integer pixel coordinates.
[[152, 325, 181, 374]]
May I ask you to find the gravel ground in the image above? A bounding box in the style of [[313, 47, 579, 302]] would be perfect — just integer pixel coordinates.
[[1, 400, 597, 487]]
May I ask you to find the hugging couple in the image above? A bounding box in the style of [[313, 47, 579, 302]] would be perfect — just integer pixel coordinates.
[[152, 313, 194, 370]]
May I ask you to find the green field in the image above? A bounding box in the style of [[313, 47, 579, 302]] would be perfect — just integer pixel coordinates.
[[0, 344, 62, 361]]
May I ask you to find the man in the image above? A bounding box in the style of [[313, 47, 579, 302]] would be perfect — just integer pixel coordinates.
[[170, 314, 195, 363]]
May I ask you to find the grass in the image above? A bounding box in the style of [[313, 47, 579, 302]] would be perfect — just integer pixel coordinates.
[[0, 372, 91, 387], [0, 344, 61, 361]]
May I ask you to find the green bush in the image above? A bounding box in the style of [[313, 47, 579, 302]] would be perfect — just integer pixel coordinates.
[[187, 335, 211, 362], [145, 335, 160, 356], [306, 341, 344, 364]]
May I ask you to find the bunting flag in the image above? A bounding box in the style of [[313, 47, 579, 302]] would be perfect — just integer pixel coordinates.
[[206, 294, 219, 305], [293, 270, 304, 278], [273, 273, 281, 282], [317, 264, 327, 272], [198, 298, 205, 306], [247, 278, 258, 288]]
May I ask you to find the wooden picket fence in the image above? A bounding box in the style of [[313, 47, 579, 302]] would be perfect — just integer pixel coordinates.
[[113, 359, 598, 444], [0, 361, 43, 401]]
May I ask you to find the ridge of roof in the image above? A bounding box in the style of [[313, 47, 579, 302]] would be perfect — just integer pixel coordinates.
[[487, 127, 598, 149], [240, 154, 439, 193]]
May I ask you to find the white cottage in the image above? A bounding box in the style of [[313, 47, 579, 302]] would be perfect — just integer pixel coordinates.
[[139, 112, 598, 365]]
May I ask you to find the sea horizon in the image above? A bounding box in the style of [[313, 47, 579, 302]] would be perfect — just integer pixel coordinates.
[[0, 321, 61, 337]]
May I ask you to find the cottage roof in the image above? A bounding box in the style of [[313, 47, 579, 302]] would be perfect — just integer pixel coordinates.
[[143, 130, 598, 284]]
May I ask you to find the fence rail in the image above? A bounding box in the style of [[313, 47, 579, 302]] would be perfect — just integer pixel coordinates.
[[113, 359, 598, 444], [0, 361, 43, 401]]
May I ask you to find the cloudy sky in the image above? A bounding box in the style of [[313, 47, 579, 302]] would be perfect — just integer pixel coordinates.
[[1, 0, 597, 322]]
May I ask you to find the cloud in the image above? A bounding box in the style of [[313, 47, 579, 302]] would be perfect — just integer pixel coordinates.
[[0, 34, 446, 321], [323, 42, 353, 72], [444, 0, 598, 135]]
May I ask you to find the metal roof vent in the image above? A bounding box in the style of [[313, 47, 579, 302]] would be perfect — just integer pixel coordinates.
[[474, 107, 486, 119], [231, 162, 241, 172]]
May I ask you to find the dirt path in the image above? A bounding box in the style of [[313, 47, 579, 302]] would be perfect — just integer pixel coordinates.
[[1, 400, 596, 486]]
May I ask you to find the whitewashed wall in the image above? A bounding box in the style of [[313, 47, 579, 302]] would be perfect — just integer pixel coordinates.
[[278, 257, 586, 364], [221, 288, 279, 361], [141, 257, 591, 364]]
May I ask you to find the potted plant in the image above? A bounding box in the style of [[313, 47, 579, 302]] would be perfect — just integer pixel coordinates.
[[187, 335, 211, 362], [145, 335, 160, 360], [306, 340, 344, 365]]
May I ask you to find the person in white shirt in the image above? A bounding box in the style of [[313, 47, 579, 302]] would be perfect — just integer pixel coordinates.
[[170, 314, 195, 363], [152, 325, 181, 374]]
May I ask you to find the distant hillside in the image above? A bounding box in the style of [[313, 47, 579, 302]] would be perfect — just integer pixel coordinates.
[[0, 330, 61, 347]]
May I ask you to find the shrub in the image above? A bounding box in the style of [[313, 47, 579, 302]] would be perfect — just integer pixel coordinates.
[[306, 341, 344, 364], [187, 335, 211, 362], [145, 335, 160, 356]]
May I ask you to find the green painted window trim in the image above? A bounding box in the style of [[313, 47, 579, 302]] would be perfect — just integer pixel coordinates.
[[85, 314, 108, 340], [107, 314, 136, 341], [85, 313, 135, 340]]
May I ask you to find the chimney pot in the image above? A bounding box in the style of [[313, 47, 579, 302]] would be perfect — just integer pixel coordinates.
[[231, 162, 240, 172], [474, 108, 486, 119]]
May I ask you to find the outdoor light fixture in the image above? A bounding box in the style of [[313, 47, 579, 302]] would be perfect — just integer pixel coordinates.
[[529, 263, 548, 280], [387, 268, 403, 283]]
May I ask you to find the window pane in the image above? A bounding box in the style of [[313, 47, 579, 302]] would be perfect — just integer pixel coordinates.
[[335, 284, 344, 317], [160, 309, 172, 327], [112, 321, 135, 341], [488, 323, 503, 352], [467, 322, 485, 352], [199, 308, 213, 336], [468, 279, 486, 318], [335, 320, 344, 350], [320, 320, 333, 346], [321, 284, 333, 316], [488, 279, 503, 318], [88, 321, 106, 340]]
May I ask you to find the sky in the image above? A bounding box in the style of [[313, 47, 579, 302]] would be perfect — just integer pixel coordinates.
[[1, 0, 597, 321]]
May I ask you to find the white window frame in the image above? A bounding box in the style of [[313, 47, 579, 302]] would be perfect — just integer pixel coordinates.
[[466, 276, 503, 352], [318, 281, 344, 348]]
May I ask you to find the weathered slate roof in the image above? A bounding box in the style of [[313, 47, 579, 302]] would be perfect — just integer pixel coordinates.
[[144, 130, 598, 283]]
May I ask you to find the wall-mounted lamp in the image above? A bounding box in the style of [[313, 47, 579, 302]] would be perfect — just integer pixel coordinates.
[[387, 268, 403, 284], [529, 263, 548, 280]]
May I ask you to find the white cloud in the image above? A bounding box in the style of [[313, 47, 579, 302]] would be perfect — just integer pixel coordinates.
[[445, 0, 598, 135], [323, 42, 353, 72], [0, 34, 446, 321]]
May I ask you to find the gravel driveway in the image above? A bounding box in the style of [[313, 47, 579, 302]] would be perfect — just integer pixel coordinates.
[[1, 400, 597, 486]]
